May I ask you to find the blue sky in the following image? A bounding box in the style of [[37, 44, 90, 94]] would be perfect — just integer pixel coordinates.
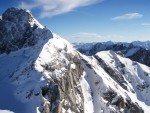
[[1, 0, 150, 42]]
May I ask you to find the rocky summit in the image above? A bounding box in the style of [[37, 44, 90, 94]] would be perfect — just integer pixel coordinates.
[[0, 8, 150, 113], [0, 7, 51, 54]]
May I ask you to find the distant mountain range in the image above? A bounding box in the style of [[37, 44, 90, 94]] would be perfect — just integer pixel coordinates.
[[74, 41, 150, 67], [0, 7, 150, 113]]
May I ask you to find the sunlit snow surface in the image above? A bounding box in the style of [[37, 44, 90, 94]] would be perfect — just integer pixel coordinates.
[[80, 50, 150, 112], [0, 33, 77, 113], [1, 33, 150, 112]]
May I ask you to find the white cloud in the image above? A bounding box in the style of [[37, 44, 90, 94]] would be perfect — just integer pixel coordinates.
[[0, 110, 14, 113], [141, 23, 150, 26], [112, 13, 143, 20], [74, 32, 102, 38], [70, 32, 128, 43], [19, 0, 102, 18], [70, 32, 103, 42]]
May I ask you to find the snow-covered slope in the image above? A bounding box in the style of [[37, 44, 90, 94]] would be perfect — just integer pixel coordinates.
[[0, 7, 150, 113], [0, 32, 84, 113], [0, 7, 85, 113], [80, 50, 150, 113]]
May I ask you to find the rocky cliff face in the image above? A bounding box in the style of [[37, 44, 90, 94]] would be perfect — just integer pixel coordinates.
[[36, 41, 85, 113], [0, 7, 51, 54], [0, 8, 150, 113]]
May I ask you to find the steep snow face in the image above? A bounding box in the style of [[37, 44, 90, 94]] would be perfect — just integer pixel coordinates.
[[93, 51, 150, 112], [80, 53, 145, 113], [0, 32, 85, 113]]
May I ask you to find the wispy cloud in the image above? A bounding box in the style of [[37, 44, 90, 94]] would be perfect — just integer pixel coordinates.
[[70, 32, 127, 42], [72, 32, 102, 38], [71, 32, 103, 42], [141, 23, 150, 26], [112, 13, 143, 20], [18, 0, 103, 18]]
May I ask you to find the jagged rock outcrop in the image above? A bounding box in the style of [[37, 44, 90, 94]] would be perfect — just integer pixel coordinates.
[[94, 54, 128, 90], [0, 7, 52, 54], [103, 88, 144, 113], [40, 52, 84, 113]]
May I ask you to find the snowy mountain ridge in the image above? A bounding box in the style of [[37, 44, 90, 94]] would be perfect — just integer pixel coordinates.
[[74, 41, 150, 67], [0, 7, 150, 113], [73, 41, 150, 51]]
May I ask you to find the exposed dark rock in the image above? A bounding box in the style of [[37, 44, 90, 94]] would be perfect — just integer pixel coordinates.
[[82, 58, 93, 69], [128, 48, 150, 67], [125, 100, 144, 113], [136, 82, 149, 91], [103, 89, 144, 113], [42, 85, 49, 97], [41, 81, 60, 113], [94, 55, 128, 90], [26, 89, 34, 99], [41, 53, 84, 113], [111, 96, 125, 108], [116, 51, 125, 57], [0, 7, 52, 54], [144, 72, 149, 76], [103, 89, 117, 102]]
